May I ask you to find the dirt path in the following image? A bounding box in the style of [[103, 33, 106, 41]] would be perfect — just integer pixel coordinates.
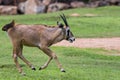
[[54, 38, 120, 50]]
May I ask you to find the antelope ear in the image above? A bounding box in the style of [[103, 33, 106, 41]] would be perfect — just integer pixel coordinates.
[[57, 21, 64, 28]]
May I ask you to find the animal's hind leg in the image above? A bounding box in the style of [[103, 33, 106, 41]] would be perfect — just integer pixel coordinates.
[[18, 54, 36, 70], [13, 53, 22, 73], [12, 45, 23, 74], [17, 44, 36, 70]]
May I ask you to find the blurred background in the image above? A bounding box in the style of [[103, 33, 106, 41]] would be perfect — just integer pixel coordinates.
[[0, 0, 120, 15]]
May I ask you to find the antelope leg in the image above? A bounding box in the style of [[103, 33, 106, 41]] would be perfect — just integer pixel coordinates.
[[39, 46, 65, 72]]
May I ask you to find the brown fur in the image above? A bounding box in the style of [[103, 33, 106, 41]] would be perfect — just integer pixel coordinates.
[[2, 15, 75, 74]]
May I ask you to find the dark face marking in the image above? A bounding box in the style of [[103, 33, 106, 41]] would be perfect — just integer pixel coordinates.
[[65, 27, 75, 43], [60, 14, 75, 43]]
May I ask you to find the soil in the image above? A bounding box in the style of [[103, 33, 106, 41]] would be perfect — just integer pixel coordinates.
[[54, 38, 120, 51]]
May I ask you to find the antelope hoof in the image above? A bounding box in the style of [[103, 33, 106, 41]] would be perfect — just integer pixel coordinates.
[[31, 66, 36, 70], [32, 67, 36, 70], [39, 67, 42, 70], [60, 69, 66, 72]]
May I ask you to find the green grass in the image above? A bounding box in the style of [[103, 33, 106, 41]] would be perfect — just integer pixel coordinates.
[[1, 6, 120, 80], [0, 6, 120, 38], [0, 47, 120, 80]]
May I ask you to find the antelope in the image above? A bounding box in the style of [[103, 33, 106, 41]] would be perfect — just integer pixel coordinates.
[[2, 14, 75, 75]]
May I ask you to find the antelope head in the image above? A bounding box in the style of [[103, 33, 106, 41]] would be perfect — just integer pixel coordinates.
[[59, 14, 75, 43]]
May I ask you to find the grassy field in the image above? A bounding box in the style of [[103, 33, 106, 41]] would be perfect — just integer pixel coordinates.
[[0, 47, 120, 80], [0, 6, 120, 80], [0, 6, 120, 38]]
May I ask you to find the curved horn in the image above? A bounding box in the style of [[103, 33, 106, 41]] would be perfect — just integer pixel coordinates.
[[60, 14, 69, 27]]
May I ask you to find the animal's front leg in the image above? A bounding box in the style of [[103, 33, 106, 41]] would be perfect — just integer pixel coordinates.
[[52, 53, 66, 72], [39, 57, 52, 70], [39, 46, 65, 72]]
